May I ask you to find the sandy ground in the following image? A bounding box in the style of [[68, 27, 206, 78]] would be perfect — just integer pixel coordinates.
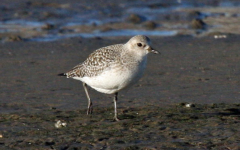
[[1, 1, 240, 149], [0, 35, 240, 149], [1, 35, 240, 109]]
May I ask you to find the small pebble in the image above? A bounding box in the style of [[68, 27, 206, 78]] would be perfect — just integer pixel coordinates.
[[54, 120, 67, 128], [214, 35, 227, 39], [185, 103, 195, 108]]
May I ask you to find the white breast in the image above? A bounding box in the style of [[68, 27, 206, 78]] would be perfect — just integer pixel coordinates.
[[73, 56, 147, 94]]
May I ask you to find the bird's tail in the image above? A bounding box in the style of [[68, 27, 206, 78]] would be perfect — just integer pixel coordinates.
[[58, 73, 66, 76]]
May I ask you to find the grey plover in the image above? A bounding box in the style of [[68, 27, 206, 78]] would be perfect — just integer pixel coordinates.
[[59, 35, 158, 121]]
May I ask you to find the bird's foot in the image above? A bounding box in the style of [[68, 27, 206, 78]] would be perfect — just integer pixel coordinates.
[[87, 106, 93, 115], [114, 116, 120, 122]]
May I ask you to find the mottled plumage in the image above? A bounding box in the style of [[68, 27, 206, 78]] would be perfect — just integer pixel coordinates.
[[66, 44, 122, 78], [59, 35, 158, 121]]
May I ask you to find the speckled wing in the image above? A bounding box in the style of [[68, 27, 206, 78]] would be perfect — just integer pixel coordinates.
[[66, 44, 123, 78]]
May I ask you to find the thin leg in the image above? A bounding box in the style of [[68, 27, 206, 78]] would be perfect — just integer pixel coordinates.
[[113, 92, 120, 121], [83, 83, 93, 115]]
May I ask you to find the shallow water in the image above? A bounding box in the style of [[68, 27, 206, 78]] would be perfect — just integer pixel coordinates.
[[31, 29, 178, 42], [0, 0, 240, 42]]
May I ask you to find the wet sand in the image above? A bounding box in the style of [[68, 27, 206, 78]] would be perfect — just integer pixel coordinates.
[[1, 0, 240, 149], [1, 35, 240, 149]]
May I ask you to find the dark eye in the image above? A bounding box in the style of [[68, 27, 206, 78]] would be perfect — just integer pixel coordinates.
[[137, 43, 142, 47]]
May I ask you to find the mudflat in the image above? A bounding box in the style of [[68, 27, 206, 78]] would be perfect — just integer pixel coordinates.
[[1, 35, 240, 149]]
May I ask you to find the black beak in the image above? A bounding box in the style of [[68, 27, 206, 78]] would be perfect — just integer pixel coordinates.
[[149, 46, 160, 54]]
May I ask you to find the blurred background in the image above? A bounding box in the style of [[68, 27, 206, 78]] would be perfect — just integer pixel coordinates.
[[0, 0, 240, 42]]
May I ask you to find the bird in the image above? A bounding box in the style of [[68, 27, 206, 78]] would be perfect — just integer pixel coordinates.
[[58, 35, 159, 121]]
